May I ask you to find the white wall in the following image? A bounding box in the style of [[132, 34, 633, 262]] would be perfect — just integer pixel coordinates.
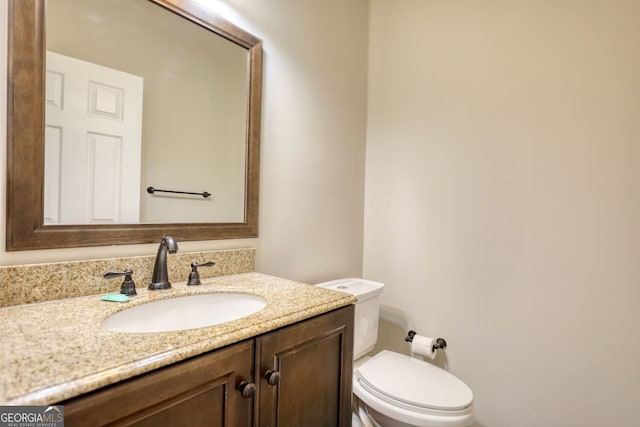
[[220, 0, 369, 282], [0, 0, 368, 283], [364, 1, 640, 426]]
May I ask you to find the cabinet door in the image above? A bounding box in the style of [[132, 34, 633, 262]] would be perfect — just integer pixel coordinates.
[[62, 340, 254, 427], [256, 305, 354, 427]]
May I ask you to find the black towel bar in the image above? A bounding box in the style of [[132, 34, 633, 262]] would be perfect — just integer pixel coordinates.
[[147, 186, 211, 198]]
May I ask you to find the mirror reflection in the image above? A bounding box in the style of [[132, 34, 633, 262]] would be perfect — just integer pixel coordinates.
[[45, 0, 249, 225]]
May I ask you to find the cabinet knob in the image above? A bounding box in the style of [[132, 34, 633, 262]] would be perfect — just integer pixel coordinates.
[[238, 381, 256, 398], [265, 370, 281, 386]]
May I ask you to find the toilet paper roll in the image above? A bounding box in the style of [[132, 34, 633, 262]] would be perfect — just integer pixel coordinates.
[[410, 334, 437, 359]]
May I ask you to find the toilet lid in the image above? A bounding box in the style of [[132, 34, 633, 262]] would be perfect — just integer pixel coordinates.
[[356, 351, 473, 411]]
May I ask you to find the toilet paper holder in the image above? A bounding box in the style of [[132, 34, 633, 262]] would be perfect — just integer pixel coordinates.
[[404, 330, 447, 351]]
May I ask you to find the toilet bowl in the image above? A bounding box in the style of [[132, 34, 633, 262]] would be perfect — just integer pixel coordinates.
[[317, 279, 474, 427]]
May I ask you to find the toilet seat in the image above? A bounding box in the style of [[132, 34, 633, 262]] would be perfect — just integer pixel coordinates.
[[354, 351, 474, 426]]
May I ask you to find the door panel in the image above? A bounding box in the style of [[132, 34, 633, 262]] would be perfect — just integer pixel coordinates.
[[44, 51, 143, 224], [256, 306, 354, 427], [62, 341, 254, 427], [276, 334, 342, 425]]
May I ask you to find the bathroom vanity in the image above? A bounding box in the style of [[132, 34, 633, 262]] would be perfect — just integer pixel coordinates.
[[0, 273, 356, 426], [62, 306, 353, 426]]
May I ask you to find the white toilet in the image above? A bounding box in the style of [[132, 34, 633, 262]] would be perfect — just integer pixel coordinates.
[[317, 279, 474, 427]]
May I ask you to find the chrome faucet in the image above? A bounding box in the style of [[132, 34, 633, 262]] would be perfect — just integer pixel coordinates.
[[148, 236, 178, 290]]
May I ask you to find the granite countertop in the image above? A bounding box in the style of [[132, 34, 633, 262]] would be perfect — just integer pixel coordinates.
[[0, 272, 355, 405]]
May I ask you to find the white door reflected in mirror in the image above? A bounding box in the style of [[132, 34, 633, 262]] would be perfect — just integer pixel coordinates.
[[44, 51, 143, 224]]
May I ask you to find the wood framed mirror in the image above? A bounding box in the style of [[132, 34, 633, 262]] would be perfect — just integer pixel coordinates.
[[6, 0, 262, 250]]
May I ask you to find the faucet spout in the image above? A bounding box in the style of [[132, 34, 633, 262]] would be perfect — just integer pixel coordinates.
[[149, 236, 178, 290]]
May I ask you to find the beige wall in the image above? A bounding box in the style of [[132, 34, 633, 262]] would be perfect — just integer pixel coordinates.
[[0, 0, 368, 284], [364, 1, 640, 426], [222, 0, 369, 282]]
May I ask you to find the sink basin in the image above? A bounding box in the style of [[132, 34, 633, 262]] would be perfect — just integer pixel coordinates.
[[101, 293, 267, 333]]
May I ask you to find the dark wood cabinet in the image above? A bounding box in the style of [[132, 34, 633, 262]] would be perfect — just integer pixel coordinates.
[[256, 305, 354, 427], [61, 306, 354, 427], [63, 340, 254, 426]]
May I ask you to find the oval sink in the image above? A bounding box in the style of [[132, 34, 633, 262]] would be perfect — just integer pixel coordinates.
[[101, 293, 267, 333]]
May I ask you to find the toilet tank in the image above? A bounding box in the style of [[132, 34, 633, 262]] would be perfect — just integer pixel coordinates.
[[316, 278, 384, 359]]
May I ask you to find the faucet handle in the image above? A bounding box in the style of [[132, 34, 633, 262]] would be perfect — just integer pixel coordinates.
[[187, 262, 216, 286], [104, 269, 137, 296]]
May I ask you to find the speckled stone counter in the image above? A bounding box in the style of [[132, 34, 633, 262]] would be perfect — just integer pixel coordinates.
[[0, 272, 355, 405]]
